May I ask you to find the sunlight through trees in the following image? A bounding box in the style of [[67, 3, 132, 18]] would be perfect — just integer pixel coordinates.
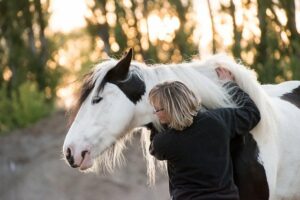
[[0, 0, 299, 132]]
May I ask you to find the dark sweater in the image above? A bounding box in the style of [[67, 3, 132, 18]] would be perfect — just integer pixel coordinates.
[[148, 82, 261, 200]]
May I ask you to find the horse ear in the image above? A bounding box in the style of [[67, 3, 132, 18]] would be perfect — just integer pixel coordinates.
[[108, 48, 133, 80]]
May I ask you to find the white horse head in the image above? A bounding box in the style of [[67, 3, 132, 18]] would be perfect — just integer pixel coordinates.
[[63, 49, 155, 171]]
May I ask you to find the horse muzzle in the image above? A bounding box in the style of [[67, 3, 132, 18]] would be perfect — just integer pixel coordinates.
[[64, 146, 93, 171]]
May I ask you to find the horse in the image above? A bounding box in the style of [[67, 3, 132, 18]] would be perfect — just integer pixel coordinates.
[[63, 49, 300, 200]]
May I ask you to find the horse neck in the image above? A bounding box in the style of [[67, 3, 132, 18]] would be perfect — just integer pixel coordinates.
[[142, 62, 234, 108]]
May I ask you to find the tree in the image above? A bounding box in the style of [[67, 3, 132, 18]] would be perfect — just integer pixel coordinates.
[[0, 0, 54, 96], [85, 0, 197, 62], [220, 0, 300, 83], [0, 0, 61, 132]]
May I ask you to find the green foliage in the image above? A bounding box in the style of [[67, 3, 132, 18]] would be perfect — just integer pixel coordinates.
[[0, 0, 62, 134], [0, 82, 54, 134]]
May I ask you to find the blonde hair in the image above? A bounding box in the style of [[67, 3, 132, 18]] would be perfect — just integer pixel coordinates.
[[149, 81, 201, 131]]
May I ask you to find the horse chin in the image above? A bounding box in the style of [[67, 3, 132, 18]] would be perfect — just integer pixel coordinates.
[[79, 163, 93, 171]]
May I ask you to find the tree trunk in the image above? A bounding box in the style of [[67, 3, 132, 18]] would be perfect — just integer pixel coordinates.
[[114, 1, 128, 54], [34, 0, 47, 64], [7, 39, 17, 98], [255, 0, 268, 65], [34, 0, 47, 90], [23, 0, 36, 56], [130, 0, 146, 60], [96, 0, 110, 54], [207, 0, 217, 54], [173, 0, 196, 59], [229, 0, 241, 58], [279, 0, 300, 55]]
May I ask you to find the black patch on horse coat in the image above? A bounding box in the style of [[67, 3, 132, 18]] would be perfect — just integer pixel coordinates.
[[97, 66, 146, 104], [109, 72, 146, 104], [281, 85, 300, 108], [230, 133, 269, 200]]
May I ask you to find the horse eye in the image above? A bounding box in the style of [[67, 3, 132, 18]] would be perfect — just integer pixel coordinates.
[[92, 96, 103, 105]]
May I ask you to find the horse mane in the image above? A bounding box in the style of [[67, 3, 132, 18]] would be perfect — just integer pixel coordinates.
[[68, 54, 279, 186]]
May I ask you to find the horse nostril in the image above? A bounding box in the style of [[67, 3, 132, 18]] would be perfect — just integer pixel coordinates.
[[66, 148, 71, 159], [66, 148, 76, 167], [67, 156, 75, 166], [81, 150, 89, 159]]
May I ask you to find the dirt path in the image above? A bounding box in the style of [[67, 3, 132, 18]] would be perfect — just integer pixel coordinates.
[[0, 111, 169, 200]]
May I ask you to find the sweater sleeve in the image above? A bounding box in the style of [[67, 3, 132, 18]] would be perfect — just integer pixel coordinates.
[[217, 81, 261, 138], [144, 123, 158, 142], [150, 133, 173, 160], [144, 124, 175, 161]]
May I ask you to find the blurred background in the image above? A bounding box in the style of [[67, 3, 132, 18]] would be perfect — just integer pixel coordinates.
[[0, 0, 300, 133], [0, 0, 299, 199]]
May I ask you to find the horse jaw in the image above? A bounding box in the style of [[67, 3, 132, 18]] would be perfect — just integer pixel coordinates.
[[132, 95, 157, 127]]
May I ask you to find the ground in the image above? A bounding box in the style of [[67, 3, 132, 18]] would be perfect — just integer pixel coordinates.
[[0, 111, 169, 200]]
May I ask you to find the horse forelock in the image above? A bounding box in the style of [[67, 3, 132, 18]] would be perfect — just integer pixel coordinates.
[[67, 59, 118, 126], [68, 70, 95, 126]]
